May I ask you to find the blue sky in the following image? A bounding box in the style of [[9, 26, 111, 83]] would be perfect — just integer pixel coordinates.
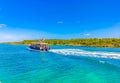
[[0, 0, 120, 42]]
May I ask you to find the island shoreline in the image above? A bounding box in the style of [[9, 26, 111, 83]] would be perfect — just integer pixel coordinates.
[[2, 38, 120, 48]]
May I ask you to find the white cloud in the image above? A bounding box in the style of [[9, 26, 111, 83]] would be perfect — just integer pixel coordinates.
[[0, 34, 19, 42], [57, 21, 63, 24], [0, 22, 120, 42], [3, 35, 15, 39], [89, 23, 120, 38], [0, 24, 7, 28], [84, 33, 91, 36]]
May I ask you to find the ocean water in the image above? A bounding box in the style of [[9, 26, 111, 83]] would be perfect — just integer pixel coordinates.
[[0, 44, 120, 83]]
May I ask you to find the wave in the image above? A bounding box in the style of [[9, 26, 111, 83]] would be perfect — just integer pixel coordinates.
[[50, 49, 120, 60]]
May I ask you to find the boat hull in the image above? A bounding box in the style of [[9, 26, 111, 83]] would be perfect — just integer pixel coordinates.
[[27, 47, 49, 52]]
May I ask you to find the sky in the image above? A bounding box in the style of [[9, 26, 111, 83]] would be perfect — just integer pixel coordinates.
[[0, 0, 120, 42]]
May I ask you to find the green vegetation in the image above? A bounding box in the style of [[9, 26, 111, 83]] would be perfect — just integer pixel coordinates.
[[4, 38, 120, 48]]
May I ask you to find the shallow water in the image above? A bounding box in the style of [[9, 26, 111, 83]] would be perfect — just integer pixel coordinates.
[[0, 44, 120, 83]]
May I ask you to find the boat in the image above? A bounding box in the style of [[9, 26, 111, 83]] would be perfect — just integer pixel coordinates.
[[28, 37, 50, 51]]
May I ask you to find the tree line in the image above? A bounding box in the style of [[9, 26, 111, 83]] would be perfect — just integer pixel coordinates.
[[5, 38, 120, 48]]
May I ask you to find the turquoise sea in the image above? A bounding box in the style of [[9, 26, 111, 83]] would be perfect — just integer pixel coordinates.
[[0, 44, 120, 83]]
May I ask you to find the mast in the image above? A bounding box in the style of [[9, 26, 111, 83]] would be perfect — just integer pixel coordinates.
[[40, 36, 45, 42]]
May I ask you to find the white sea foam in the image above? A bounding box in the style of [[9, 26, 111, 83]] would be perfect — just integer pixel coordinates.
[[50, 49, 120, 59], [99, 61, 105, 63]]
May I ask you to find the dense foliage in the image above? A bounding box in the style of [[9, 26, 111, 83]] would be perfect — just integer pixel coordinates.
[[4, 38, 120, 48]]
